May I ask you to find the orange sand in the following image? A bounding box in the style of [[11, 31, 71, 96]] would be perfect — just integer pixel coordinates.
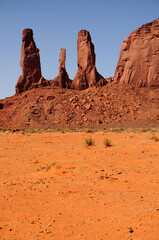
[[0, 131, 159, 240]]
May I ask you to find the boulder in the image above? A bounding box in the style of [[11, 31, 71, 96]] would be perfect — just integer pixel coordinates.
[[114, 18, 159, 87], [72, 30, 106, 90], [15, 29, 42, 94]]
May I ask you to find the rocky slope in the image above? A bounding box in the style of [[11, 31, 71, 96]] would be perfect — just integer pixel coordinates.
[[0, 83, 159, 129]]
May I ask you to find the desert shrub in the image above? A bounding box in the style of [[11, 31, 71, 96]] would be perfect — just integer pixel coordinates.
[[85, 128, 94, 133], [104, 138, 112, 147], [85, 137, 94, 146], [151, 135, 159, 142], [37, 161, 56, 172], [45, 161, 56, 171]]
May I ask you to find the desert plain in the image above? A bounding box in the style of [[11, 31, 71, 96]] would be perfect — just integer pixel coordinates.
[[0, 129, 159, 240]]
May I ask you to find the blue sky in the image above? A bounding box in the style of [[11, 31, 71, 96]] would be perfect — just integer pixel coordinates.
[[0, 0, 158, 99]]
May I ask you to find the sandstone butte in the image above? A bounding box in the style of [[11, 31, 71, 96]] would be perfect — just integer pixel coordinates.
[[15, 18, 159, 94], [114, 18, 159, 87], [0, 18, 159, 129]]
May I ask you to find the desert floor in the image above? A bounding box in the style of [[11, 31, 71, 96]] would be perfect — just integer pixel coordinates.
[[0, 130, 159, 240]]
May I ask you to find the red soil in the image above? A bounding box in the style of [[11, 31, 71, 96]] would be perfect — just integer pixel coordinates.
[[0, 131, 159, 239]]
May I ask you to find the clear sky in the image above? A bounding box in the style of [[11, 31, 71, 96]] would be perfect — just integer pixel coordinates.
[[0, 0, 158, 99]]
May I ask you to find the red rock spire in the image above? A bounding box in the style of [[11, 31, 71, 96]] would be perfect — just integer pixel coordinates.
[[72, 30, 106, 90], [15, 28, 42, 94]]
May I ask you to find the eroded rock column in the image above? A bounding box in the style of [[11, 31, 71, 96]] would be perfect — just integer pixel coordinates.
[[15, 28, 42, 94], [58, 48, 71, 88], [72, 30, 106, 90], [52, 48, 71, 88]]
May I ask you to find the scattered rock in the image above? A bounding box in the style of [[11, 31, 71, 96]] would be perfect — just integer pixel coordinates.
[[80, 220, 85, 225], [128, 227, 134, 233], [0, 103, 3, 109], [47, 95, 55, 100], [85, 103, 92, 110], [1, 81, 159, 128]]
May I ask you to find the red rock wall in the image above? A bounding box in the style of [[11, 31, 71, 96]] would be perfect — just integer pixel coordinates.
[[114, 18, 159, 87]]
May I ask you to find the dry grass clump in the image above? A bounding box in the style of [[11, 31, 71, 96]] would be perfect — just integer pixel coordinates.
[[151, 135, 159, 142], [85, 137, 94, 147], [104, 138, 112, 147], [37, 161, 56, 172]]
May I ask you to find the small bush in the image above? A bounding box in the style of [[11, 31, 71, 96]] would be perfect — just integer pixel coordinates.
[[151, 135, 159, 142], [104, 138, 112, 147], [85, 137, 94, 146], [85, 128, 94, 133], [37, 161, 56, 172]]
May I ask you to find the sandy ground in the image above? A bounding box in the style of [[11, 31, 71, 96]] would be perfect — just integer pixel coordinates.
[[0, 130, 159, 240]]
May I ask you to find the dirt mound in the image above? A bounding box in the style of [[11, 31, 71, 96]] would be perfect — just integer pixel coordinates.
[[0, 82, 159, 129]]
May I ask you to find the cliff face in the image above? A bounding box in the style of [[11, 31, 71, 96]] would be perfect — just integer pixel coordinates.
[[114, 18, 159, 87]]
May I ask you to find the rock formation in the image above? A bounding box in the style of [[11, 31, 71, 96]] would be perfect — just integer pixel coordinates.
[[52, 48, 71, 88], [114, 18, 159, 87], [15, 28, 42, 94], [72, 30, 106, 90]]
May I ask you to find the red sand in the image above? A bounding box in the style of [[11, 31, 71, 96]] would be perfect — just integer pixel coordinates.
[[0, 131, 159, 239]]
